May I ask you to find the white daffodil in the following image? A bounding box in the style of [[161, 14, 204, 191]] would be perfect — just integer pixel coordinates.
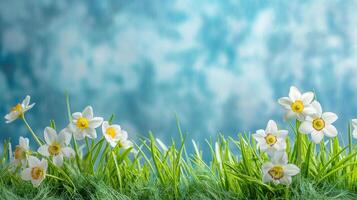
[[278, 86, 316, 121], [69, 106, 103, 140], [21, 156, 48, 187], [299, 101, 338, 144], [9, 137, 30, 171], [4, 95, 35, 123], [352, 119, 357, 139], [117, 129, 134, 150], [38, 127, 75, 166], [102, 121, 123, 147], [252, 120, 288, 155], [262, 152, 300, 185]]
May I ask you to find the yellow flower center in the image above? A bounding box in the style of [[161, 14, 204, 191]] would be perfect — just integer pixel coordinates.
[[31, 167, 44, 180], [268, 165, 284, 180], [312, 118, 325, 131], [76, 117, 89, 129], [48, 142, 61, 155], [14, 146, 26, 160], [291, 100, 304, 113], [106, 127, 117, 139], [265, 134, 277, 146], [11, 104, 22, 113]]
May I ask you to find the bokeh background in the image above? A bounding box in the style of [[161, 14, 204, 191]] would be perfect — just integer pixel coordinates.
[[1, 0, 357, 151]]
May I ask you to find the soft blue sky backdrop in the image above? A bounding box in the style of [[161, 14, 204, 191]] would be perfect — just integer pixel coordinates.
[[1, 0, 357, 150]]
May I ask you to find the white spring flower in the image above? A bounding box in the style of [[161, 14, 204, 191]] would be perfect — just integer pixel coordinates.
[[117, 129, 134, 150], [4, 95, 35, 123], [21, 156, 48, 187], [69, 106, 103, 140], [262, 152, 300, 185], [278, 86, 316, 121], [9, 136, 30, 171], [352, 119, 357, 139], [252, 120, 288, 155], [102, 121, 123, 147], [299, 101, 338, 144], [38, 127, 75, 166]]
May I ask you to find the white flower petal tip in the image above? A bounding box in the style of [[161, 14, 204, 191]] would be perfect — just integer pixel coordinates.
[[262, 153, 300, 185], [38, 127, 75, 166], [70, 106, 103, 140], [21, 156, 48, 187], [10, 137, 31, 169], [4, 95, 35, 123], [278, 86, 316, 121], [253, 120, 288, 155]]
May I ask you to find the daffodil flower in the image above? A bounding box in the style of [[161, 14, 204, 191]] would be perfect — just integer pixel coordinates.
[[9, 136, 30, 171], [252, 120, 288, 155], [4, 95, 35, 123], [117, 129, 134, 150], [38, 127, 75, 166], [21, 156, 48, 187], [278, 86, 316, 121], [69, 106, 103, 140], [102, 121, 123, 147], [299, 101, 338, 144], [352, 119, 357, 139], [262, 152, 300, 185]]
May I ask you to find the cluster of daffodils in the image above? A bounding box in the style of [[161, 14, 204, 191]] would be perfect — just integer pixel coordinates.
[[4, 96, 135, 187], [254, 86, 341, 185]]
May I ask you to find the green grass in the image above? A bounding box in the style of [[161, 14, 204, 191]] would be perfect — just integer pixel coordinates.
[[1, 96, 357, 199]]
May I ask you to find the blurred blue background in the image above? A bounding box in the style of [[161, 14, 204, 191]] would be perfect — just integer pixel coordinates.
[[1, 0, 357, 151]]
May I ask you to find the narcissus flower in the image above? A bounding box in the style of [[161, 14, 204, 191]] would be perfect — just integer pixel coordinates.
[[117, 129, 134, 150], [38, 127, 74, 166], [4, 95, 35, 123], [262, 152, 300, 185], [278, 86, 315, 121], [299, 101, 338, 144], [252, 120, 288, 155], [102, 121, 123, 147], [21, 156, 48, 187], [9, 136, 30, 170], [69, 106, 103, 140], [352, 119, 357, 139]]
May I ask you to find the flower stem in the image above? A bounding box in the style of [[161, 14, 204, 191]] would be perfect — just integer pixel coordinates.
[[21, 115, 43, 146]]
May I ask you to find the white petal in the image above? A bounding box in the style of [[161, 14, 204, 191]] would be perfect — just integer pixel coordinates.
[[58, 129, 72, 146], [322, 112, 338, 124], [272, 152, 288, 165], [102, 121, 109, 134], [302, 106, 316, 116], [353, 128, 357, 139], [284, 110, 296, 120], [5, 112, 19, 123], [44, 127, 57, 144], [21, 168, 32, 181], [278, 97, 292, 109], [284, 164, 300, 176], [53, 154, 63, 166], [289, 86, 301, 101], [31, 178, 44, 187], [121, 140, 133, 149], [262, 173, 272, 183], [299, 121, 314, 134], [311, 130, 324, 144], [280, 176, 292, 185], [40, 159, 48, 170], [311, 101, 322, 117], [73, 130, 86, 140], [72, 112, 82, 120], [62, 147, 75, 158], [323, 125, 338, 138], [274, 139, 286, 151], [38, 145, 50, 157], [277, 130, 288, 138], [265, 120, 278, 134], [82, 106, 93, 119], [262, 162, 273, 174], [86, 128, 97, 139], [352, 119, 357, 127], [301, 92, 314, 104], [28, 156, 40, 167], [19, 137, 30, 150], [89, 117, 103, 128], [22, 95, 31, 107]]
